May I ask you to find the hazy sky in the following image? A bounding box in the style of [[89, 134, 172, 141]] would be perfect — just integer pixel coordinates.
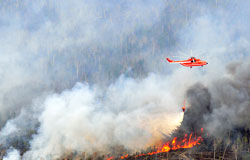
[[0, 0, 250, 159]]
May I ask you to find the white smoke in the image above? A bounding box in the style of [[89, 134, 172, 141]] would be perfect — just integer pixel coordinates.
[[1, 0, 250, 159], [23, 73, 187, 159], [3, 148, 21, 160]]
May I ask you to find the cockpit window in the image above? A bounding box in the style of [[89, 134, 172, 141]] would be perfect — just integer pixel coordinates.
[[191, 57, 196, 63]]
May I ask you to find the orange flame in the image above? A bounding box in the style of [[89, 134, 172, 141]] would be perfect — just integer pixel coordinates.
[[107, 128, 203, 160], [106, 157, 114, 160], [120, 154, 128, 159]]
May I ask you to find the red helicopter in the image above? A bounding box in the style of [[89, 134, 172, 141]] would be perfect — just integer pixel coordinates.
[[166, 57, 208, 68]]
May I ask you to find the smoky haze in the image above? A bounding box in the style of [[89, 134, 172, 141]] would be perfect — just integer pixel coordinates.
[[180, 57, 250, 138], [0, 0, 250, 159]]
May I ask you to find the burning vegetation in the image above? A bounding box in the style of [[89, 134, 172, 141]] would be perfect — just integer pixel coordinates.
[[116, 128, 204, 159], [59, 75, 250, 160], [104, 128, 250, 160], [1, 0, 250, 160]]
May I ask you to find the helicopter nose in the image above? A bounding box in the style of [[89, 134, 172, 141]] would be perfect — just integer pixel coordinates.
[[206, 62, 208, 64]]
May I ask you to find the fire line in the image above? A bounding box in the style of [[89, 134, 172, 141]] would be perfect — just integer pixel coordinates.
[[107, 128, 203, 160]]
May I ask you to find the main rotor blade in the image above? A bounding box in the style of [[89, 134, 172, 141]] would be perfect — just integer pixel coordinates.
[[172, 55, 190, 59]]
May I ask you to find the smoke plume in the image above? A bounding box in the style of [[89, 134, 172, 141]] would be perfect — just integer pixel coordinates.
[[0, 0, 250, 159]]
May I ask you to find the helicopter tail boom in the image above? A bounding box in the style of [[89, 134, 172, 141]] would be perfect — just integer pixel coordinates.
[[166, 58, 192, 63], [166, 58, 174, 63]]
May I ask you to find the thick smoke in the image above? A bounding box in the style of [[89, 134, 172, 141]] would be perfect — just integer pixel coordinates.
[[181, 57, 250, 137], [0, 0, 250, 159], [3, 148, 20, 160], [180, 83, 212, 133], [23, 75, 184, 159], [176, 0, 250, 137], [205, 58, 250, 135]]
